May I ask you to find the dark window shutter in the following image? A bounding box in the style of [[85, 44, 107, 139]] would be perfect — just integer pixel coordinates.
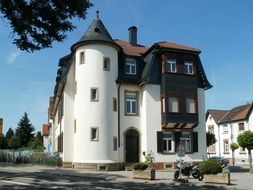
[[174, 131, 182, 152], [192, 132, 198, 152], [157, 131, 163, 153]]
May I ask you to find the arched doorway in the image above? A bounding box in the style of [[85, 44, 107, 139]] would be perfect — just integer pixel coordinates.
[[125, 129, 139, 162]]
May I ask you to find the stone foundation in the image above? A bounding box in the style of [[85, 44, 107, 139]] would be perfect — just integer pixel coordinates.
[[72, 162, 124, 171]]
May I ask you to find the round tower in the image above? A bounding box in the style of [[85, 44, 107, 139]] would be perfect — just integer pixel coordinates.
[[70, 12, 121, 170]]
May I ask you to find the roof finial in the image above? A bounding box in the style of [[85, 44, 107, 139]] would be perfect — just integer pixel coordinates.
[[96, 10, 99, 19]]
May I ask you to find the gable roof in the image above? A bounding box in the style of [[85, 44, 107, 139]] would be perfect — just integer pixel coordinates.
[[206, 103, 253, 124], [206, 109, 229, 123], [219, 103, 253, 124]]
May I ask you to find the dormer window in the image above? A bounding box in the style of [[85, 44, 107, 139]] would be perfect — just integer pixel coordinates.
[[184, 61, 193, 74], [166, 59, 176, 73], [125, 58, 136, 75]]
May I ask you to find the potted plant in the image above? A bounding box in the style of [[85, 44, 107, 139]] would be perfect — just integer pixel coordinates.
[[199, 159, 230, 184], [132, 151, 155, 180]]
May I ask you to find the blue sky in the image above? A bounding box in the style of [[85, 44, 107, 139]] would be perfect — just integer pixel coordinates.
[[0, 0, 253, 133]]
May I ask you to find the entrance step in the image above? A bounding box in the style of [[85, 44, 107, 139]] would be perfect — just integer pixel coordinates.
[[125, 162, 138, 171]]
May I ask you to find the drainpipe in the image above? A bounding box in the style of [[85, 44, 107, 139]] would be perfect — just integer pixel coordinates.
[[218, 125, 221, 156], [118, 84, 121, 147]]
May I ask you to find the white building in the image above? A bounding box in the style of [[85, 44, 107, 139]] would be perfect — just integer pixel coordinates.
[[206, 103, 253, 164], [46, 12, 212, 170]]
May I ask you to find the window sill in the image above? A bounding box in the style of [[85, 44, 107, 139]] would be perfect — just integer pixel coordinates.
[[239, 152, 246, 154], [125, 113, 139, 116]]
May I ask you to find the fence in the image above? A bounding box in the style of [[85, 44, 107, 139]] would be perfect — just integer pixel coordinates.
[[0, 149, 61, 166]]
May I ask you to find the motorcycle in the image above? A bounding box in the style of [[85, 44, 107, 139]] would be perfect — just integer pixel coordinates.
[[174, 160, 203, 181]]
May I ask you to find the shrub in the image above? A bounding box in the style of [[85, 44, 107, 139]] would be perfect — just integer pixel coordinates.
[[144, 151, 154, 168], [199, 159, 222, 175], [133, 162, 148, 170]]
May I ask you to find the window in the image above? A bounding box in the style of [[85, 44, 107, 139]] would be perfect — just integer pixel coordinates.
[[161, 97, 165, 113], [223, 125, 228, 133], [238, 123, 244, 131], [103, 57, 110, 71], [223, 139, 229, 153], [90, 88, 99, 101], [184, 61, 193, 74], [166, 59, 176, 73], [168, 97, 179, 113], [182, 133, 191, 152], [113, 136, 117, 151], [79, 51, 85, 64], [239, 146, 246, 154], [208, 125, 214, 134], [113, 98, 117, 112], [91, 127, 99, 141], [163, 132, 174, 153], [125, 91, 138, 115], [74, 119, 76, 133], [125, 58, 136, 75], [186, 98, 196, 113], [74, 81, 77, 94]]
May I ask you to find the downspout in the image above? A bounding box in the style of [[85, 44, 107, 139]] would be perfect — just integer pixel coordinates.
[[218, 125, 221, 156], [118, 84, 121, 147]]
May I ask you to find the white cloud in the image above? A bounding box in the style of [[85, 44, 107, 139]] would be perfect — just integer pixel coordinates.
[[7, 50, 21, 64]]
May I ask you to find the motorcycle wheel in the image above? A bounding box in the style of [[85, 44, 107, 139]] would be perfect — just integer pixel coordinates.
[[174, 170, 180, 179], [198, 173, 204, 181], [192, 171, 198, 179]]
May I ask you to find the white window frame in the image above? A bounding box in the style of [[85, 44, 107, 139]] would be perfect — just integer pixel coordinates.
[[168, 97, 179, 113], [90, 127, 99, 141], [182, 132, 191, 152], [223, 124, 228, 134], [79, 51, 85, 65], [90, 88, 99, 102], [163, 132, 174, 153], [223, 139, 229, 153], [166, 59, 176, 73], [125, 91, 138, 115], [103, 57, 110, 71], [125, 58, 136, 75], [184, 61, 193, 74], [186, 98, 196, 113]]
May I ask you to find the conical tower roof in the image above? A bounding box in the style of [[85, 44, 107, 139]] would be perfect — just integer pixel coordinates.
[[71, 11, 117, 51]]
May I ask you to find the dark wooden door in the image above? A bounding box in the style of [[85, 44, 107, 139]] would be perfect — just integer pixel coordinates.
[[125, 129, 139, 162]]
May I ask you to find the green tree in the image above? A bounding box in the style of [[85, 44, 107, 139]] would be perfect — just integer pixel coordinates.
[[0, 0, 93, 52], [0, 134, 7, 149], [15, 112, 35, 148], [206, 132, 217, 157], [237, 130, 253, 173], [5, 128, 14, 148], [230, 142, 239, 166], [8, 135, 20, 149], [28, 132, 44, 152]]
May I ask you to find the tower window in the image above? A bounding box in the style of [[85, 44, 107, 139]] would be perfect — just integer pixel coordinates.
[[103, 57, 110, 71], [90, 88, 99, 102], [79, 51, 85, 65]]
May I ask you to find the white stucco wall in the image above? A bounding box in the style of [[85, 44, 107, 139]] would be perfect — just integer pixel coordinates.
[[140, 84, 161, 162], [62, 62, 75, 162], [119, 85, 141, 162], [73, 44, 118, 163]]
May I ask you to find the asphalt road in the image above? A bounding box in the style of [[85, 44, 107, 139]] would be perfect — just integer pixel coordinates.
[[0, 163, 252, 190]]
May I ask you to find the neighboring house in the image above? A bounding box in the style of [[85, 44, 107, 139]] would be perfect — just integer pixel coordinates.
[[42, 124, 51, 153], [206, 103, 253, 164], [46, 12, 212, 170]]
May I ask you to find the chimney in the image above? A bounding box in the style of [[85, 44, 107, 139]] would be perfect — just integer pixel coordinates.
[[128, 26, 137, 46]]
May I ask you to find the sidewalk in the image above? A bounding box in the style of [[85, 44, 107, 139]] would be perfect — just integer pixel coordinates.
[[0, 163, 252, 190]]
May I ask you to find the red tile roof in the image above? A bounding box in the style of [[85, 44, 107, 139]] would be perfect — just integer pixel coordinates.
[[42, 124, 50, 136], [207, 103, 253, 124], [114, 39, 149, 56], [206, 109, 229, 123], [157, 42, 201, 53], [219, 104, 253, 124]]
